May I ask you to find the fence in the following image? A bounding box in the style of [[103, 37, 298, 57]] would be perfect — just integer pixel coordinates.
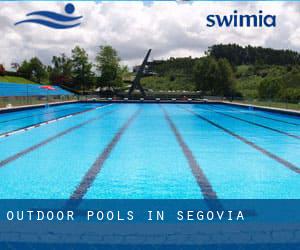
[[231, 97, 300, 111], [0, 82, 77, 108]]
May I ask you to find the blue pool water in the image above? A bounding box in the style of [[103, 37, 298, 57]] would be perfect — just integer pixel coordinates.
[[0, 103, 298, 199], [0, 103, 103, 136]]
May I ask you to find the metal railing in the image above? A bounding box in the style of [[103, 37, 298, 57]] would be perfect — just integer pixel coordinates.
[[230, 97, 300, 111], [1, 94, 299, 112], [0, 95, 78, 109]]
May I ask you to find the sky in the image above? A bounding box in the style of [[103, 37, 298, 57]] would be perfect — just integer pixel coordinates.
[[0, 1, 300, 70]]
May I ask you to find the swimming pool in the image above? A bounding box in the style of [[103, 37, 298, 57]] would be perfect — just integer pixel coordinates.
[[0, 103, 298, 199]]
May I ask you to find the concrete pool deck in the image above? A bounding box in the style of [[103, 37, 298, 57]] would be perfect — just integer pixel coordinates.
[[0, 100, 78, 114], [223, 101, 300, 117]]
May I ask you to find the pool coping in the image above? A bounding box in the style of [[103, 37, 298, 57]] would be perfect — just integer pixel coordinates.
[[222, 101, 300, 117], [0, 99, 299, 117], [0, 100, 78, 114], [80, 100, 300, 117]]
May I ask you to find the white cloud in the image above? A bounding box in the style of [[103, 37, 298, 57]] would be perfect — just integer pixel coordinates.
[[0, 1, 300, 70]]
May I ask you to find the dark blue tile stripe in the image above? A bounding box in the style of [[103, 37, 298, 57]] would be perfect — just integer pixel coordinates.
[[0, 109, 115, 168], [70, 108, 141, 200], [0, 104, 108, 138], [0, 104, 89, 124], [180, 106, 300, 174], [160, 105, 219, 201], [213, 104, 300, 126], [203, 106, 300, 140]]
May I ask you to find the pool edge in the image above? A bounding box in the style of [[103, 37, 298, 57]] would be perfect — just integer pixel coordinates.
[[0, 100, 79, 114], [222, 101, 300, 117], [1, 99, 299, 117]]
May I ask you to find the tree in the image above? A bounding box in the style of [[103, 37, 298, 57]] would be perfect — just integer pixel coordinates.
[[0, 64, 5, 76], [49, 54, 73, 85], [95, 45, 122, 88], [18, 58, 47, 83], [279, 88, 300, 102], [258, 78, 283, 99], [18, 60, 32, 79], [193, 57, 235, 96], [29, 57, 47, 83], [193, 57, 218, 93], [208, 44, 300, 66], [215, 58, 235, 96], [71, 46, 94, 91]]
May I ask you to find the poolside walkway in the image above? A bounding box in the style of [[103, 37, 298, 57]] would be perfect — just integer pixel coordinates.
[[223, 101, 300, 116], [0, 100, 78, 113]]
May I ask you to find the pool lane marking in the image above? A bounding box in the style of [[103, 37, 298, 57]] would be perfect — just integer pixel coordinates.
[[160, 105, 219, 200], [213, 105, 300, 126], [0, 104, 108, 138], [70, 108, 141, 200], [202, 106, 300, 140], [0, 104, 112, 139], [251, 113, 300, 126], [180, 106, 300, 174], [0, 104, 91, 124], [0, 108, 116, 168]]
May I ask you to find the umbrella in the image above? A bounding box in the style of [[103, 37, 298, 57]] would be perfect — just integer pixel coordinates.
[[40, 85, 55, 91], [40, 85, 56, 106]]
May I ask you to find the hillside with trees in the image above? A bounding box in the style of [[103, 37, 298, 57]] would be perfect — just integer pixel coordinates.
[[235, 64, 300, 102], [144, 44, 300, 103], [208, 44, 300, 66], [1, 44, 300, 104]]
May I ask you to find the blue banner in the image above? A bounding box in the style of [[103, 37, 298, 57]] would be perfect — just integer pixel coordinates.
[[0, 199, 299, 249]]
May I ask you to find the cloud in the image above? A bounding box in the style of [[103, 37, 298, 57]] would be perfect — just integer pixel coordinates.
[[0, 1, 299, 70]]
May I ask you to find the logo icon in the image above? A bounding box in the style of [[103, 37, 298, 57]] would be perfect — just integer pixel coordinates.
[[15, 3, 82, 29]]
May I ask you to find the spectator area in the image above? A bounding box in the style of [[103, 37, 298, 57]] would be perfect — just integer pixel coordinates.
[[0, 82, 73, 97]]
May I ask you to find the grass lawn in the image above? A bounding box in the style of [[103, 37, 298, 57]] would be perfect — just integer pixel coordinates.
[[0, 76, 37, 84], [141, 76, 195, 91]]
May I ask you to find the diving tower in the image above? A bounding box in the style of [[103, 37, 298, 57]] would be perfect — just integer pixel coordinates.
[[128, 49, 152, 98]]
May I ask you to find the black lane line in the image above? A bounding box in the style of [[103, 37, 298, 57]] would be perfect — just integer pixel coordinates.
[[179, 106, 300, 174], [213, 105, 300, 126], [251, 113, 300, 126], [160, 105, 219, 201], [0, 104, 108, 138], [70, 108, 141, 200], [203, 106, 300, 140], [0, 104, 90, 124], [0, 109, 116, 168]]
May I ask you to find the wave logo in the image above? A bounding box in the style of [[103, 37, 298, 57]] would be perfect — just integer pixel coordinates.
[[15, 3, 82, 29]]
